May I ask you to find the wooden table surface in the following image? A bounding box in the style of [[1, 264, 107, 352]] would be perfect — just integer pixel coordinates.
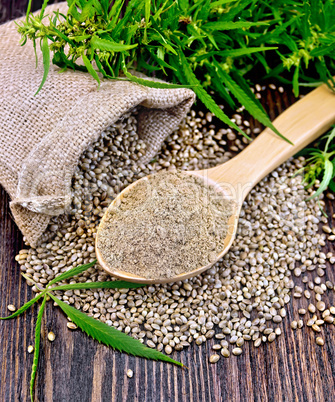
[[1, 3, 335, 402]]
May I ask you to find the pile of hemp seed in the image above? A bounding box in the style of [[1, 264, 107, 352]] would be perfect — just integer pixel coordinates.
[[13, 84, 335, 363]]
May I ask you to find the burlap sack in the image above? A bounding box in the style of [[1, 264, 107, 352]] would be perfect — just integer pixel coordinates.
[[0, 3, 195, 247]]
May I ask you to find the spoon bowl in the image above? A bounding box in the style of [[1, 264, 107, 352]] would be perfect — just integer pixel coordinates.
[[96, 81, 335, 283], [95, 171, 240, 284]]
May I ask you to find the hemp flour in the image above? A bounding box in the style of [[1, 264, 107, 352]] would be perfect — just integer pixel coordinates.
[[97, 171, 233, 279]]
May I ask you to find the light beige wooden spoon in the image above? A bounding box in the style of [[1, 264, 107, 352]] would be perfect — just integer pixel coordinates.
[[96, 82, 335, 284]]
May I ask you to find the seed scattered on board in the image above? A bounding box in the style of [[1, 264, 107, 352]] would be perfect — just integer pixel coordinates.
[[48, 332, 56, 342], [297, 320, 304, 329], [27, 345, 34, 353], [291, 302, 335, 345], [308, 304, 316, 314], [127, 369, 133, 378], [316, 337, 324, 346], [209, 354, 220, 363], [232, 348, 243, 356], [67, 322, 77, 330], [291, 321, 298, 330], [7, 304, 16, 312], [221, 348, 230, 358]]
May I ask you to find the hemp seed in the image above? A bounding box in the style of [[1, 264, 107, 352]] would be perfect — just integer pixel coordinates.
[[316, 337, 324, 346], [67, 322, 77, 330], [291, 321, 298, 330], [209, 354, 220, 363], [232, 348, 243, 356], [7, 305, 16, 312], [308, 304, 316, 314], [221, 348, 230, 358]]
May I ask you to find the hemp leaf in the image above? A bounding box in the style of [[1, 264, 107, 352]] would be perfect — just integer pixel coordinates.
[[35, 36, 50, 95], [0, 260, 184, 401], [297, 126, 335, 200], [30, 295, 47, 401], [49, 293, 183, 365]]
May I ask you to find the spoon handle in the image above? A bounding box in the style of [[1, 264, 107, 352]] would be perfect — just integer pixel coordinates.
[[204, 82, 335, 199]]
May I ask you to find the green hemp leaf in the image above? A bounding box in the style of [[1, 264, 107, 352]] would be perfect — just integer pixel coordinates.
[[0, 260, 184, 401]]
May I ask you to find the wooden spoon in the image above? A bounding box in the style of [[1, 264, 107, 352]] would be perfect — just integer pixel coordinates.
[[96, 82, 335, 284]]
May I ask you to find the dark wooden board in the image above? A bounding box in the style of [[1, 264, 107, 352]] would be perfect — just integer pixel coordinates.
[[0, 0, 58, 23], [1, 3, 335, 402]]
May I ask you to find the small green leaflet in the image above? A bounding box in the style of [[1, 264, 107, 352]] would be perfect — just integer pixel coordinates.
[[72, 35, 92, 42], [82, 54, 101, 88], [40, 0, 50, 18], [90, 36, 138, 52], [49, 293, 184, 367], [306, 159, 334, 200], [95, 54, 115, 78], [324, 126, 335, 152], [30, 295, 47, 402], [79, 0, 102, 22], [100, 0, 110, 17], [144, 0, 151, 42], [50, 280, 146, 291], [178, 51, 248, 139], [195, 47, 278, 62], [122, 67, 193, 89], [202, 20, 269, 31], [292, 63, 300, 97], [213, 62, 292, 144], [33, 39, 38, 68], [210, 0, 238, 9], [48, 260, 97, 286], [310, 42, 335, 57], [52, 26, 76, 46], [0, 293, 44, 320], [26, 0, 33, 20], [109, 0, 125, 22], [35, 36, 50, 96]]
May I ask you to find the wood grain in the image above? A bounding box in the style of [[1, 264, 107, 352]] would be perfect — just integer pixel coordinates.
[[1, 3, 335, 402]]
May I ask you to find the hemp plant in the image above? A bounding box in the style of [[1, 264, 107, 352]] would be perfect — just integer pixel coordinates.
[[16, 0, 335, 142], [17, 0, 291, 141], [0, 261, 183, 401], [297, 126, 335, 200]]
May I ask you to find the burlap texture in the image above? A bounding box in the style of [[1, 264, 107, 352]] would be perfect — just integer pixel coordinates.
[[0, 3, 195, 247]]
